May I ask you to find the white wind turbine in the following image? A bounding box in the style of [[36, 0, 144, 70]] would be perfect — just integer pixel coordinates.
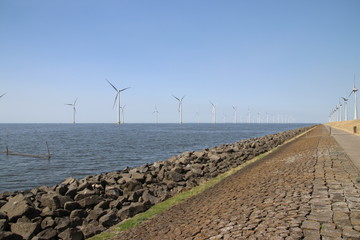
[[210, 101, 216, 124], [232, 105, 238, 124], [153, 105, 159, 124], [65, 98, 78, 124], [339, 100, 343, 121], [348, 75, 358, 120], [173, 95, 185, 124], [342, 97, 349, 121], [247, 108, 251, 123], [106, 79, 130, 125]]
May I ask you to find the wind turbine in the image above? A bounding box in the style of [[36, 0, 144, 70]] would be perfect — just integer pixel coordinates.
[[210, 101, 216, 124], [247, 108, 251, 123], [120, 105, 126, 124], [65, 98, 78, 124], [348, 75, 358, 120], [153, 105, 159, 124], [106, 79, 130, 124], [339, 100, 343, 121], [232, 105, 238, 124], [342, 97, 349, 121], [172, 95, 185, 124]]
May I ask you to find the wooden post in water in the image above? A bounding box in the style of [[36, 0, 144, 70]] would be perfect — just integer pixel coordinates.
[[45, 142, 51, 159]]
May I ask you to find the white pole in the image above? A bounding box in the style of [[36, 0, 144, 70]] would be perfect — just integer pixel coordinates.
[[345, 101, 348, 121], [355, 91, 358, 120], [73, 106, 76, 124], [180, 103, 183, 124], [339, 103, 342, 121], [118, 93, 121, 124]]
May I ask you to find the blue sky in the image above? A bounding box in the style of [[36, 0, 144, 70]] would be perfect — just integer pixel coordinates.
[[0, 0, 359, 123]]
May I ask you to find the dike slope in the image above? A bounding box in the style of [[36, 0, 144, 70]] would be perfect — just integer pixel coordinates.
[[0, 126, 312, 240]]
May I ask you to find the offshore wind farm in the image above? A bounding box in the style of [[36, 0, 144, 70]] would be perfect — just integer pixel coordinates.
[[1, 2, 360, 240], [0, 0, 359, 195], [1, 2, 359, 125], [329, 76, 359, 122]]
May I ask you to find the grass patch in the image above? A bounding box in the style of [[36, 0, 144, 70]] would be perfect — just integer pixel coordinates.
[[89, 151, 276, 240], [89, 127, 314, 240]]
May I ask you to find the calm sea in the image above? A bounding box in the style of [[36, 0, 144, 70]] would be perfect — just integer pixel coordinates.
[[0, 123, 313, 193]]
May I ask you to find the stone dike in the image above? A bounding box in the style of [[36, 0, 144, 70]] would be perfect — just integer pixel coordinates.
[[0, 126, 312, 240]]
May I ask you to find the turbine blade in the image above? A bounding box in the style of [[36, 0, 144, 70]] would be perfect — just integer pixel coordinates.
[[181, 95, 185, 101], [113, 93, 119, 108], [65, 103, 73, 106], [0, 93, 6, 98], [74, 97, 78, 105], [120, 87, 130, 92], [106, 79, 118, 92], [354, 74, 356, 88], [172, 95, 180, 101], [349, 90, 354, 98]]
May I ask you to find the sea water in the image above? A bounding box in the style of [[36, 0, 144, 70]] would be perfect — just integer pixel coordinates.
[[0, 123, 313, 192]]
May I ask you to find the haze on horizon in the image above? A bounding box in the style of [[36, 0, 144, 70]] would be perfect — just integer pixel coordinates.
[[0, 0, 359, 124]]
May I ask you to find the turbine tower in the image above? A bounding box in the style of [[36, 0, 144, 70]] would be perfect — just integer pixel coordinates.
[[342, 97, 349, 121], [349, 75, 358, 120], [173, 95, 185, 124], [120, 105, 126, 124], [232, 105, 238, 124], [210, 101, 216, 124], [339, 100, 343, 121], [106, 79, 130, 125], [65, 98, 78, 124], [153, 105, 159, 124]]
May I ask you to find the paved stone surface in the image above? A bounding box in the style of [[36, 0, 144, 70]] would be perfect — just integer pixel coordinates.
[[328, 126, 360, 172], [111, 125, 360, 239]]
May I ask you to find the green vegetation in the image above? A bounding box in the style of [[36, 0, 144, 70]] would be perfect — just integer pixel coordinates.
[[89, 128, 313, 240], [89, 152, 272, 240]]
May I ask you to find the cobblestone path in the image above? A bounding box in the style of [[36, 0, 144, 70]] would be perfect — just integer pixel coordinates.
[[302, 129, 360, 240], [112, 126, 360, 240]]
